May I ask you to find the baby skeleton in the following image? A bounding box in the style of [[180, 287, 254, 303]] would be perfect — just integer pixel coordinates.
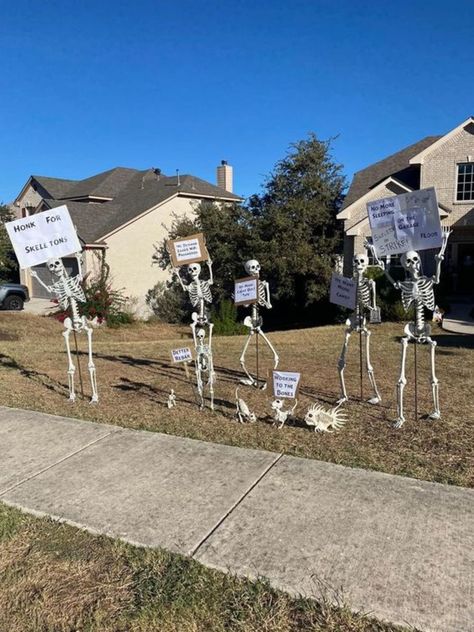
[[174, 259, 215, 410], [367, 227, 451, 427], [337, 253, 382, 405], [30, 254, 98, 403], [239, 259, 279, 388]]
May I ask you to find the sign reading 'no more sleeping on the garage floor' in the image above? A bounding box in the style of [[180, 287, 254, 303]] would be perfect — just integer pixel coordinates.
[[6, 206, 82, 269]]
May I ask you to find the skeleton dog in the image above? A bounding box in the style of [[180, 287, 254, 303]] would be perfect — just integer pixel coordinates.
[[30, 253, 98, 403], [366, 227, 451, 427]]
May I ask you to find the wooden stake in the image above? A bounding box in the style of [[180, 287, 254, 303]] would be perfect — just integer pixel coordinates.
[[256, 330, 259, 389], [73, 330, 85, 399]]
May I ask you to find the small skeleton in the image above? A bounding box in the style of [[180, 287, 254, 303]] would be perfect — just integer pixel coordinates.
[[271, 398, 298, 429], [239, 260, 279, 388], [167, 389, 176, 408], [304, 402, 347, 433], [30, 254, 98, 403], [235, 388, 257, 423], [174, 259, 215, 409], [337, 253, 382, 405], [367, 227, 451, 427]]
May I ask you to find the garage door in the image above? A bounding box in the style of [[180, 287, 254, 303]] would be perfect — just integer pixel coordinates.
[[31, 258, 80, 299]]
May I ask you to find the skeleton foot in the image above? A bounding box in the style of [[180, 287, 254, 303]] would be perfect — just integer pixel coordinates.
[[392, 417, 405, 429], [336, 396, 348, 405], [428, 411, 441, 421], [367, 396, 381, 405]]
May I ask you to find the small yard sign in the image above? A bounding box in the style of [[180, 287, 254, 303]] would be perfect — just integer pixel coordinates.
[[171, 347, 193, 363], [367, 187, 442, 257], [272, 370, 301, 399], [234, 276, 258, 305], [6, 205, 82, 269], [167, 233, 208, 267], [329, 274, 357, 310]]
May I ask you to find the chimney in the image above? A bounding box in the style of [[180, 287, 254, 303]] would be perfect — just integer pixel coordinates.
[[217, 160, 233, 192]]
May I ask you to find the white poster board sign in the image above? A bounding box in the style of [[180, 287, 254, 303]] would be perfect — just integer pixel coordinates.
[[329, 274, 357, 309], [171, 347, 193, 363], [272, 370, 301, 399], [367, 187, 442, 257], [6, 205, 82, 269], [167, 233, 208, 267], [234, 276, 258, 305]]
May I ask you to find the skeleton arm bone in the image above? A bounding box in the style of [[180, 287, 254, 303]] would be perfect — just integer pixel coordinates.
[[432, 227, 452, 284], [370, 279, 378, 309], [206, 259, 214, 285], [29, 270, 53, 293], [74, 252, 84, 282], [173, 267, 189, 292], [262, 280, 272, 309], [365, 242, 399, 289]]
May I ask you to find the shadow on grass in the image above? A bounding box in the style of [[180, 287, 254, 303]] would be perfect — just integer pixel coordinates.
[[0, 353, 69, 397]]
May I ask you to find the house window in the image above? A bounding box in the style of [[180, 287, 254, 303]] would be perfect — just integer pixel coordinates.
[[456, 163, 474, 201]]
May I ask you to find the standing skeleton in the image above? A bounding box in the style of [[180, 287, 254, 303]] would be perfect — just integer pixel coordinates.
[[239, 260, 279, 388], [337, 253, 382, 405], [174, 259, 215, 409], [30, 254, 98, 403], [367, 227, 451, 427]]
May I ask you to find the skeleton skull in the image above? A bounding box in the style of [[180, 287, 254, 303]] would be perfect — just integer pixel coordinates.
[[401, 251, 421, 275], [244, 259, 261, 276], [271, 399, 284, 411], [187, 263, 201, 278], [47, 258, 65, 276], [353, 253, 368, 275], [196, 328, 206, 340]]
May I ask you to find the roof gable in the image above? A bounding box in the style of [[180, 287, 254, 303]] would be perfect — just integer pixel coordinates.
[[409, 117, 474, 164]]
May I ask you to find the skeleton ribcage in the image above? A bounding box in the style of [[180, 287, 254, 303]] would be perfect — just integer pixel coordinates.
[[188, 280, 212, 307], [52, 276, 86, 310], [357, 279, 371, 308], [399, 278, 435, 312]]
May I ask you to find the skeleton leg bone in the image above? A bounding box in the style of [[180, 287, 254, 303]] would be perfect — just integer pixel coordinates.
[[337, 326, 352, 404], [257, 328, 279, 370], [63, 321, 76, 402], [394, 336, 409, 428], [239, 331, 258, 387], [84, 323, 98, 403], [363, 327, 381, 405], [427, 336, 440, 420]]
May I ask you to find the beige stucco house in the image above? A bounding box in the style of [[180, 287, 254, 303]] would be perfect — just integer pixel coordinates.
[[338, 116, 474, 288], [13, 162, 241, 314]]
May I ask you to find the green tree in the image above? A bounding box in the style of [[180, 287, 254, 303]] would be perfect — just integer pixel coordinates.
[[0, 204, 18, 282], [248, 133, 346, 323]]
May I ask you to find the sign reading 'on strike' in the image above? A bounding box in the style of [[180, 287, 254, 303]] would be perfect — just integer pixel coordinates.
[[6, 205, 82, 269]]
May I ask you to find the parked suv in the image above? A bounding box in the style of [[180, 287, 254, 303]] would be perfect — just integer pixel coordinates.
[[0, 283, 29, 310]]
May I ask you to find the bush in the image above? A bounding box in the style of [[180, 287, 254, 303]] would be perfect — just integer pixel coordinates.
[[212, 299, 247, 336], [146, 281, 187, 323], [365, 267, 414, 322]]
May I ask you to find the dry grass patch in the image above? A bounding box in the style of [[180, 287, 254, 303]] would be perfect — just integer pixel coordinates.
[[0, 312, 473, 486], [0, 503, 414, 632]]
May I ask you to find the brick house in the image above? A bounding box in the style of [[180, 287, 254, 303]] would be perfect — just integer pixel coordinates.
[[13, 162, 240, 314], [338, 117, 474, 289]]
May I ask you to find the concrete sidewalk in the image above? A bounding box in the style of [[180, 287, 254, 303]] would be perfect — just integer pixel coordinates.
[[443, 302, 474, 335], [0, 406, 472, 632]]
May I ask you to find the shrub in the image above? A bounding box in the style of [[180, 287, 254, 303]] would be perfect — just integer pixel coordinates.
[[212, 299, 247, 336], [146, 281, 187, 323]]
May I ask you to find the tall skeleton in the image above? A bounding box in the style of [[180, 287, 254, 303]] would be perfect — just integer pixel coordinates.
[[30, 254, 98, 403], [239, 259, 279, 388], [337, 253, 382, 405], [174, 260, 215, 409], [367, 227, 451, 427]]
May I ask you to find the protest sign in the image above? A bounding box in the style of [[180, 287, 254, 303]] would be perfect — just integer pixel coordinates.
[[234, 276, 258, 305], [367, 187, 442, 257], [272, 370, 301, 399], [6, 205, 82, 269], [167, 233, 208, 267], [329, 273, 357, 310], [171, 347, 193, 363]]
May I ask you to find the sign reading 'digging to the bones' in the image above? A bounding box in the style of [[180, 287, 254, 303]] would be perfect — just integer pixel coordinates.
[[367, 187, 442, 257], [6, 205, 82, 270], [329, 273, 357, 310], [272, 370, 301, 399], [167, 233, 208, 267], [171, 347, 193, 363], [234, 276, 258, 305]]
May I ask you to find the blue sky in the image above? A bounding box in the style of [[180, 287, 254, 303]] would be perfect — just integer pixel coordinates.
[[1, 0, 472, 203]]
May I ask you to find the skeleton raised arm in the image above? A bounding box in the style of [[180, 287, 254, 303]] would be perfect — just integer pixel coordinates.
[[29, 268, 53, 293], [433, 227, 452, 284], [364, 239, 399, 288]]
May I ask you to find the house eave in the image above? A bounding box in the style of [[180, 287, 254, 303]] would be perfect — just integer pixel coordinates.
[[337, 177, 413, 220], [409, 116, 474, 165]]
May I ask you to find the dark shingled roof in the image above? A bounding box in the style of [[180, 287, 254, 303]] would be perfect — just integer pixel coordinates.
[[32, 175, 78, 199], [32, 167, 241, 243], [342, 136, 441, 210]]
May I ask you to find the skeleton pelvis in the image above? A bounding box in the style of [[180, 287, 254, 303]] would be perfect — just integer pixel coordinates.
[[244, 315, 263, 329], [346, 314, 365, 331], [404, 322, 431, 341]]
